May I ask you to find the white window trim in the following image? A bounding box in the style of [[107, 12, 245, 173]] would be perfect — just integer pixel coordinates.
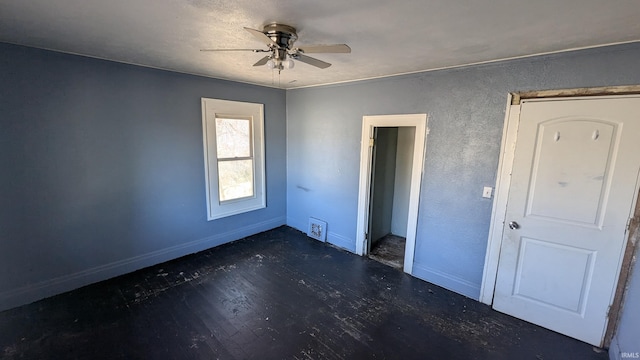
[[201, 98, 266, 220]]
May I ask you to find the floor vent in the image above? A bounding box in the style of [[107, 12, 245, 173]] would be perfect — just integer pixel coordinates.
[[307, 218, 327, 242]]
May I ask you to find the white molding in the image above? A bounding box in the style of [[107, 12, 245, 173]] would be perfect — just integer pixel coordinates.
[[9, 39, 639, 91], [608, 337, 623, 360], [201, 98, 266, 220], [0, 216, 285, 312], [412, 263, 481, 300], [327, 232, 356, 252], [355, 114, 428, 276], [287, 216, 357, 252], [201, 99, 213, 217], [285, 216, 304, 232], [355, 118, 375, 255], [286, 40, 640, 90], [479, 94, 640, 306], [479, 94, 521, 305]]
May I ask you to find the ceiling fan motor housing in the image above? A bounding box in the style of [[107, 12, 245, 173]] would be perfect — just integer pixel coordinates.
[[263, 23, 298, 50], [201, 22, 347, 71]]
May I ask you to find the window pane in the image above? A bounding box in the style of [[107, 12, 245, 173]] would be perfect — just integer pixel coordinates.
[[218, 159, 254, 201], [215, 118, 251, 158]]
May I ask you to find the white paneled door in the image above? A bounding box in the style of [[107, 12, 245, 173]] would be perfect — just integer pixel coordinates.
[[493, 96, 640, 346]]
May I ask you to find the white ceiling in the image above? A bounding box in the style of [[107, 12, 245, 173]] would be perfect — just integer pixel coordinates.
[[1, 0, 640, 89]]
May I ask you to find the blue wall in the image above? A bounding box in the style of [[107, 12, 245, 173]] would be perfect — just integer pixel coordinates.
[[286, 43, 640, 299], [2, 40, 639, 351], [0, 43, 287, 311]]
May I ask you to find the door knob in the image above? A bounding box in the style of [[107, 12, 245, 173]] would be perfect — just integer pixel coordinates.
[[509, 221, 520, 230]]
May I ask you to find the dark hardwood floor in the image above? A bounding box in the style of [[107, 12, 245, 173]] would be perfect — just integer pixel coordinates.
[[369, 234, 405, 269], [0, 226, 607, 359]]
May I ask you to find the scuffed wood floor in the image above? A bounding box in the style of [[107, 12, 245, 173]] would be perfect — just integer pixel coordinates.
[[0, 226, 607, 359], [369, 234, 405, 269]]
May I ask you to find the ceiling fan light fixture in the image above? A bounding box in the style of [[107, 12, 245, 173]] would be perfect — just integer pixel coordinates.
[[201, 23, 350, 74], [266, 57, 294, 71]]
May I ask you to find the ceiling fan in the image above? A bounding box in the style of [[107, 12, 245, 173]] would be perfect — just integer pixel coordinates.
[[201, 23, 351, 71]]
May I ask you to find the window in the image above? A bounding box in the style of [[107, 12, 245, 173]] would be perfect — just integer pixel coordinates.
[[201, 98, 265, 220]]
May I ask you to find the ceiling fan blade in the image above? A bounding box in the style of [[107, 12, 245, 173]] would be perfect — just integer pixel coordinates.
[[200, 49, 269, 52], [297, 44, 351, 54], [200, 48, 266, 52], [244, 27, 279, 47], [294, 54, 331, 69], [253, 56, 271, 66]]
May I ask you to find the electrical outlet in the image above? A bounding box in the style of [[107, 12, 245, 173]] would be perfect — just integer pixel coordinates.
[[482, 186, 493, 198]]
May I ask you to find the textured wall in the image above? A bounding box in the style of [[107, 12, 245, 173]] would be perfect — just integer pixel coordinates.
[[2, 40, 640, 352], [0, 43, 287, 310], [391, 127, 415, 237], [369, 127, 398, 244], [286, 42, 640, 300]]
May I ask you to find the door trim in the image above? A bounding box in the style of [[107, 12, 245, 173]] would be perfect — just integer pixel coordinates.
[[480, 95, 640, 346], [512, 85, 640, 105], [355, 114, 428, 275], [479, 94, 519, 304], [481, 94, 640, 306]]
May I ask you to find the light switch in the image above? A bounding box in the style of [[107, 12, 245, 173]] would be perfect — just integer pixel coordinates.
[[482, 186, 493, 198]]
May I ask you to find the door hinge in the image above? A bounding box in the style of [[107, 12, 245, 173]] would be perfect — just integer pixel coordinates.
[[626, 218, 633, 233], [369, 138, 375, 147], [426, 127, 430, 135], [606, 305, 611, 317]]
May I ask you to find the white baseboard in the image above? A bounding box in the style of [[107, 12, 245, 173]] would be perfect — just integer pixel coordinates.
[[286, 216, 355, 252], [609, 337, 621, 360], [411, 263, 481, 300], [0, 216, 285, 312], [327, 232, 356, 253], [286, 216, 305, 233]]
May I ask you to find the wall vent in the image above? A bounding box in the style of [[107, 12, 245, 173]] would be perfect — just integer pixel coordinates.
[[307, 218, 327, 242]]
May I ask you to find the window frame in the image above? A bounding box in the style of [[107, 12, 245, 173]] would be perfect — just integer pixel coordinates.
[[201, 98, 266, 220], [214, 115, 254, 203]]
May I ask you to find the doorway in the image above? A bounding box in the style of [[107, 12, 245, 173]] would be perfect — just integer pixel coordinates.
[[482, 95, 640, 346], [367, 127, 416, 269], [356, 114, 428, 275]]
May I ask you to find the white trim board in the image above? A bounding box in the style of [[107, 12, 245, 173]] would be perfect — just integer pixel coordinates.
[[479, 94, 518, 304], [286, 41, 640, 90], [0, 216, 285, 312], [201, 98, 266, 220], [286, 216, 356, 252], [412, 263, 481, 300], [327, 232, 356, 253], [285, 216, 305, 233], [479, 94, 640, 306], [355, 113, 428, 275], [608, 336, 627, 360]]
